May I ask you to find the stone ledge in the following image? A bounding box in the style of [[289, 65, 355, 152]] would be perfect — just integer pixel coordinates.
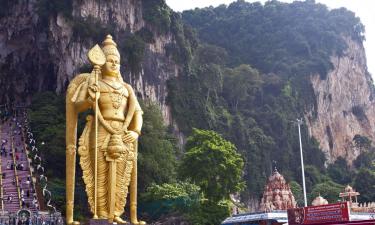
[[87, 219, 131, 225]]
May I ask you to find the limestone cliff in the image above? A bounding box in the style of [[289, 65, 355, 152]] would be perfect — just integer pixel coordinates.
[[1, 0, 374, 166], [306, 37, 375, 164], [0, 0, 182, 125]]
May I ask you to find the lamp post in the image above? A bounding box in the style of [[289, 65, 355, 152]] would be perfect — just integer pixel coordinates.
[[297, 118, 308, 207]]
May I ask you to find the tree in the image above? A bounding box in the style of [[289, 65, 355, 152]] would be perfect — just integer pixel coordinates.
[[296, 165, 328, 192], [179, 128, 245, 202], [327, 157, 353, 184], [223, 64, 262, 111], [353, 168, 375, 203], [353, 134, 372, 151], [354, 151, 375, 170], [289, 181, 304, 207], [138, 100, 179, 192], [309, 181, 344, 204], [29, 92, 66, 178]]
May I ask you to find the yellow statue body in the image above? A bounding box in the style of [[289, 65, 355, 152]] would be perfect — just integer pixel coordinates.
[[66, 35, 145, 224]]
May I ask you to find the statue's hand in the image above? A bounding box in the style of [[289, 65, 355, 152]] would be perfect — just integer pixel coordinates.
[[88, 83, 100, 100], [122, 131, 139, 143]]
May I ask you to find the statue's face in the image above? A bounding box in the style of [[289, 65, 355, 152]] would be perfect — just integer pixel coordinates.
[[103, 54, 120, 77]]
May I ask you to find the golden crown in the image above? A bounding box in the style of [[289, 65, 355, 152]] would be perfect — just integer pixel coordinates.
[[101, 34, 120, 59]]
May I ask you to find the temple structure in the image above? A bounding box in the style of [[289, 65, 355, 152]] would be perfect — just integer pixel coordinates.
[[259, 169, 297, 212], [311, 195, 329, 206], [340, 185, 360, 208], [340, 185, 375, 213], [223, 180, 375, 225]]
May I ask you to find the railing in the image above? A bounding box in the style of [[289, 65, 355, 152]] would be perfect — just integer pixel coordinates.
[[21, 122, 39, 209], [0, 123, 4, 211], [23, 112, 55, 212], [10, 125, 22, 208]]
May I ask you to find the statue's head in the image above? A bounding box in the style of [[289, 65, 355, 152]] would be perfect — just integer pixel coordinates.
[[101, 35, 121, 77]]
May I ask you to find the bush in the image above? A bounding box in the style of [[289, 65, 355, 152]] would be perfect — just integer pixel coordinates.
[[187, 200, 231, 225], [140, 182, 200, 219], [352, 105, 368, 122]]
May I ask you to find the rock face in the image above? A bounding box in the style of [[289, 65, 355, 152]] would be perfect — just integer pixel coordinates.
[[306, 37, 375, 164], [1, 1, 374, 165], [0, 0, 180, 125]]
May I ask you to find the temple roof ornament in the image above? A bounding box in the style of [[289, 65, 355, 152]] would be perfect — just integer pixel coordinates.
[[260, 169, 297, 212], [312, 195, 329, 206]]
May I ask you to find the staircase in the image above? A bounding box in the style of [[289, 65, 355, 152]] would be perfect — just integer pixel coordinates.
[[0, 118, 38, 213]]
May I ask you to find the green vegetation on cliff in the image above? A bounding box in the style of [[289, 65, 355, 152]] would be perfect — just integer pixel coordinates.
[[167, 0, 367, 204], [182, 0, 364, 79]]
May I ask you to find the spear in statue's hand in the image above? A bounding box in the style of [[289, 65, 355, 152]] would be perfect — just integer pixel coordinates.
[[87, 44, 106, 219]]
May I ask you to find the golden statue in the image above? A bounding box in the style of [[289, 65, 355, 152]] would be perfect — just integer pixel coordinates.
[[66, 35, 145, 224]]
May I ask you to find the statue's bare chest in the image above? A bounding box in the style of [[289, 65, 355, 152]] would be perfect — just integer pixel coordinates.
[[98, 80, 129, 118]]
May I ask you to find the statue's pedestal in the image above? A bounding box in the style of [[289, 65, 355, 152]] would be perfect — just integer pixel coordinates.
[[87, 219, 130, 225]]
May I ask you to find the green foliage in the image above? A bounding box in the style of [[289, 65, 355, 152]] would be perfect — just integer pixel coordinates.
[[77, 63, 92, 74], [183, 0, 364, 78], [72, 15, 116, 43], [168, 39, 326, 200], [352, 105, 368, 122], [142, 182, 200, 201], [166, 13, 198, 66], [223, 64, 262, 110], [353, 134, 372, 151], [27, 92, 92, 217], [241, 124, 275, 196], [327, 157, 353, 184], [140, 182, 201, 219], [142, 0, 171, 33], [140, 178, 231, 225], [119, 33, 146, 73], [28, 92, 65, 178], [36, 0, 73, 23], [309, 181, 344, 204], [289, 181, 304, 207], [138, 100, 179, 192], [296, 165, 328, 193], [136, 27, 155, 44], [179, 128, 245, 202], [353, 151, 375, 170], [187, 200, 231, 225], [48, 178, 65, 213], [353, 168, 375, 203]]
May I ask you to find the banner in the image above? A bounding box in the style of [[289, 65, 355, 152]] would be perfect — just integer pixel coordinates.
[[288, 202, 350, 225]]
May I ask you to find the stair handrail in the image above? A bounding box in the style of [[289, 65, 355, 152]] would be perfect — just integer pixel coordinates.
[[20, 119, 39, 209], [10, 123, 22, 208], [0, 123, 4, 212], [23, 112, 56, 212]]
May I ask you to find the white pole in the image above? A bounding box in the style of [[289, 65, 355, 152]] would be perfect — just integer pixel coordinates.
[[297, 118, 308, 207]]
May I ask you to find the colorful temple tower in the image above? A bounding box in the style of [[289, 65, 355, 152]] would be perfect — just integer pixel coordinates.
[[260, 169, 297, 212]]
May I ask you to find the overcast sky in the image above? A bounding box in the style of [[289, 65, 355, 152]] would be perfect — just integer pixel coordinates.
[[165, 0, 375, 79]]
